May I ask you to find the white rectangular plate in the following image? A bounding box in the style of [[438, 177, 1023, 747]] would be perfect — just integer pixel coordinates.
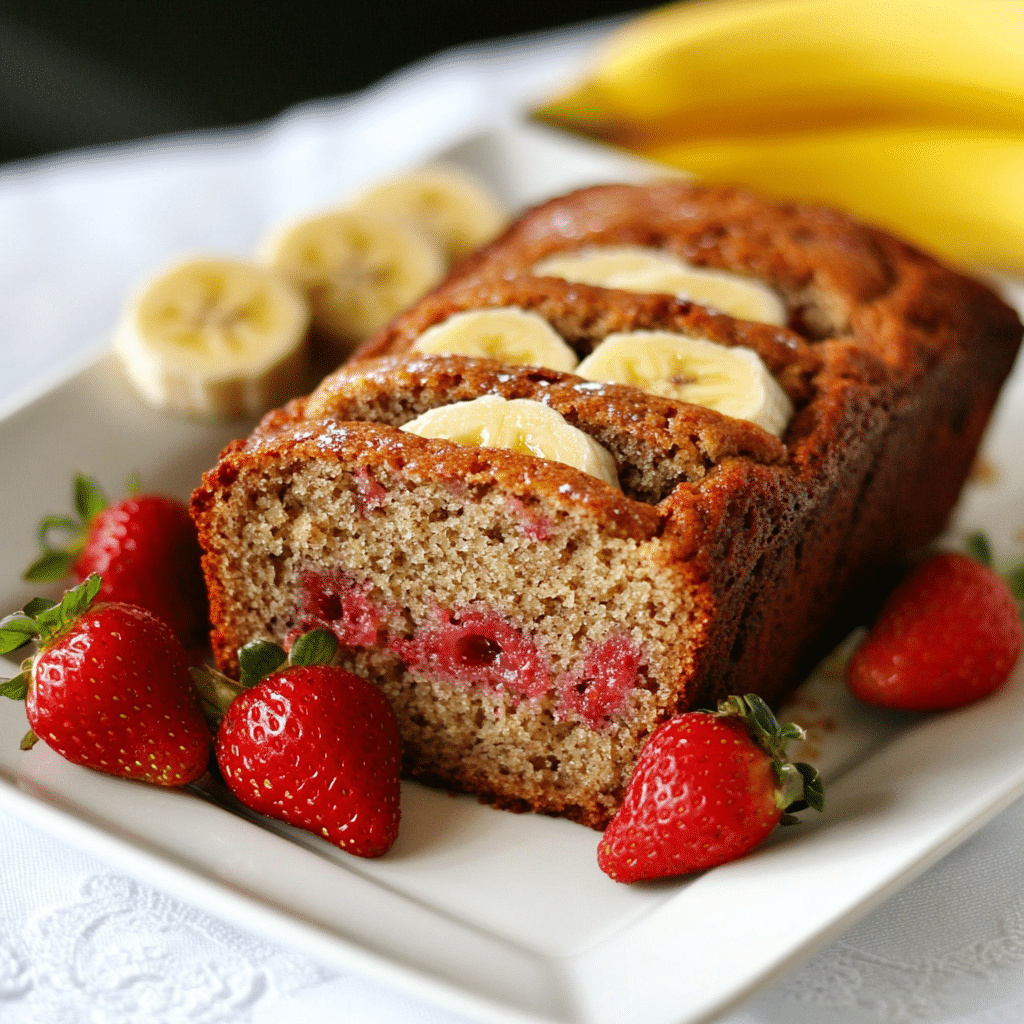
[[1, 122, 1023, 1024]]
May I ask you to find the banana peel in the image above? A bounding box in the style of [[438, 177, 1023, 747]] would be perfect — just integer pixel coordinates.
[[536, 0, 1024, 269]]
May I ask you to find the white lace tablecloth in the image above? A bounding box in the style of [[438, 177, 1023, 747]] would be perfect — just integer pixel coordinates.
[[2, 21, 1024, 1024]]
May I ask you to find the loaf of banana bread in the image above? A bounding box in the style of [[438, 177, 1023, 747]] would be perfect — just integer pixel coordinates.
[[191, 183, 1022, 829]]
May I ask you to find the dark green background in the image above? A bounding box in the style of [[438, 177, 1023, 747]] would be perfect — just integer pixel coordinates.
[[0, 1, 656, 164]]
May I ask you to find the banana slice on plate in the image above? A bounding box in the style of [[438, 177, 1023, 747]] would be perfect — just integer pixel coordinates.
[[351, 165, 507, 263], [261, 210, 446, 362], [114, 257, 310, 420], [410, 308, 579, 372], [576, 331, 793, 437], [401, 395, 619, 488], [532, 245, 787, 326]]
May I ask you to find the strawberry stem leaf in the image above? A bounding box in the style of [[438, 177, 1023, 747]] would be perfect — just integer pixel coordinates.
[[1006, 562, 1024, 608], [795, 761, 825, 812], [777, 721, 805, 744], [35, 512, 79, 552], [0, 615, 39, 655], [124, 470, 143, 497], [716, 694, 800, 761], [189, 666, 245, 731], [20, 729, 38, 751], [773, 760, 806, 810], [964, 531, 993, 567], [23, 550, 75, 584], [238, 640, 288, 688], [74, 474, 108, 523], [714, 693, 824, 816], [35, 514, 80, 551], [23, 597, 57, 617], [0, 672, 29, 700], [58, 573, 102, 623], [289, 628, 338, 667], [24, 475, 110, 583], [30, 575, 102, 649]]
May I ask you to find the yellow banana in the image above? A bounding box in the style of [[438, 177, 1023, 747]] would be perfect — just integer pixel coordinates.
[[640, 127, 1024, 269], [535, 0, 1024, 268], [539, 0, 1024, 142]]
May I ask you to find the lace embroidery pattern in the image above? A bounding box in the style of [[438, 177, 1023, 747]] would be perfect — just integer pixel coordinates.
[[0, 874, 338, 1024], [780, 897, 1024, 1022]]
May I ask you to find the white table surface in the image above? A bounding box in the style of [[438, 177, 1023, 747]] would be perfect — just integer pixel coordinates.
[[3, 19, 1024, 1024]]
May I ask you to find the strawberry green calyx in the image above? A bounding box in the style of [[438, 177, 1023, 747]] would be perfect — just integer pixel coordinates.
[[23, 475, 109, 583], [240, 628, 338, 680], [0, 577, 102, 671], [964, 531, 994, 568], [124, 470, 143, 497], [962, 531, 1023, 611], [238, 639, 288, 688], [190, 629, 339, 729], [711, 693, 824, 819], [189, 667, 247, 732], [1, 576, 104, 751], [0, 671, 31, 702], [287, 629, 338, 667], [1008, 563, 1024, 607]]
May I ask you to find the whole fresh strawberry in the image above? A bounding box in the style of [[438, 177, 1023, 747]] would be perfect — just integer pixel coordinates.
[[24, 473, 208, 647], [847, 551, 1022, 711], [0, 575, 211, 785], [598, 694, 823, 883], [195, 630, 402, 858]]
